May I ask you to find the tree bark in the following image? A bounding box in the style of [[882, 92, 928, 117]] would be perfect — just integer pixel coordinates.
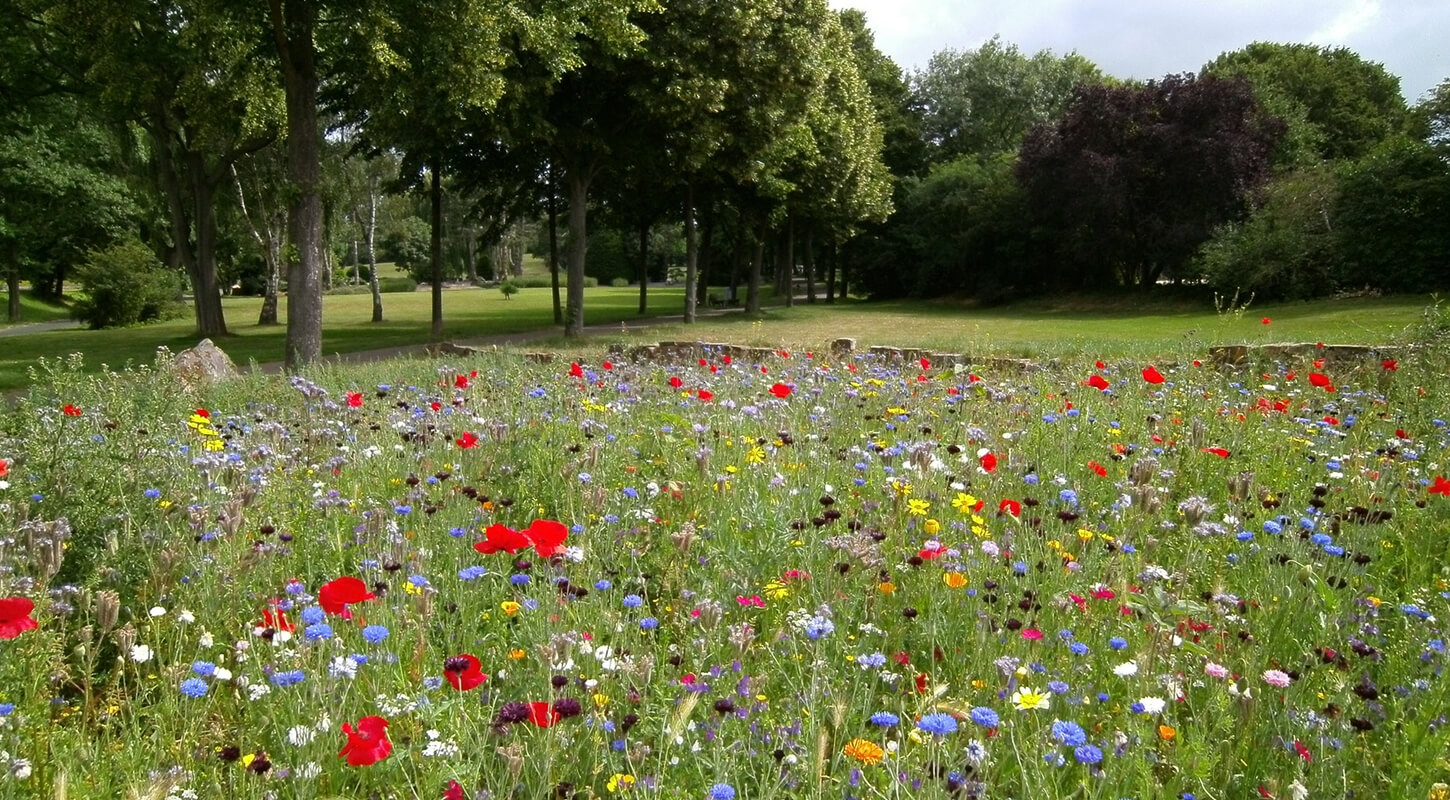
[[548, 173, 562, 325], [637, 221, 648, 316], [187, 153, 228, 337], [683, 183, 698, 324], [271, 0, 324, 370], [804, 227, 816, 304], [367, 174, 383, 322], [351, 239, 360, 285], [746, 219, 765, 315], [564, 166, 591, 337], [429, 159, 444, 338], [232, 162, 281, 325]]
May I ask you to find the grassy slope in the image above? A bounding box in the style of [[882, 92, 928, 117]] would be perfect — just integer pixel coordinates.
[[554, 295, 1437, 360], [0, 293, 77, 327]]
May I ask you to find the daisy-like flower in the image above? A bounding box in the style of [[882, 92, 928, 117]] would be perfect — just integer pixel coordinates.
[[1204, 662, 1230, 679], [1136, 696, 1166, 714], [1011, 687, 1051, 711], [1113, 661, 1139, 677], [1262, 669, 1293, 688]]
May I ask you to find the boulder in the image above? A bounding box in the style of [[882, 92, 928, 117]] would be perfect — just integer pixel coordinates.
[[168, 339, 238, 386]]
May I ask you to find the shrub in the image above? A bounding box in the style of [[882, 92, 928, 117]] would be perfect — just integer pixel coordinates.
[[513, 275, 598, 289], [71, 239, 185, 328], [609, 277, 630, 288], [1198, 166, 1339, 301], [499, 280, 519, 300], [325, 277, 418, 296]]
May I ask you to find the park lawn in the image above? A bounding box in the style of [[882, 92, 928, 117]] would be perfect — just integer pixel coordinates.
[[2, 285, 685, 391], [0, 292, 78, 327], [566, 294, 1438, 360]]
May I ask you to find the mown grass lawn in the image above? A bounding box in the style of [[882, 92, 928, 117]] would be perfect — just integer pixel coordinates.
[[0, 286, 687, 390]]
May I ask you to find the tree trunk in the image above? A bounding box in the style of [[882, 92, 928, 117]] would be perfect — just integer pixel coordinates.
[[637, 222, 649, 316], [351, 238, 360, 285], [230, 162, 280, 325], [153, 128, 202, 328], [463, 226, 477, 283], [746, 219, 765, 315], [259, 238, 280, 325], [825, 241, 836, 303], [5, 241, 19, 323], [272, 0, 324, 370], [547, 164, 562, 325], [804, 227, 816, 304], [564, 166, 591, 337], [187, 156, 228, 337], [429, 160, 444, 338], [683, 183, 698, 324], [367, 174, 383, 322], [511, 219, 524, 277], [783, 217, 794, 308]]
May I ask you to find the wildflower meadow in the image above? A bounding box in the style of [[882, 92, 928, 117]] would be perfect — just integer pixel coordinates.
[[2, 312, 1450, 800]]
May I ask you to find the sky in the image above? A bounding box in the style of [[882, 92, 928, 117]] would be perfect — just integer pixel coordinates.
[[830, 0, 1448, 102]]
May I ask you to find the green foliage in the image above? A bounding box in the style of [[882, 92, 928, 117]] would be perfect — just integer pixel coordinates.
[[1204, 42, 1408, 164], [914, 36, 1103, 163], [498, 279, 519, 299], [608, 277, 629, 288], [70, 239, 184, 329], [1332, 136, 1450, 293], [513, 274, 597, 289], [326, 277, 418, 295], [1198, 167, 1340, 300], [1408, 77, 1450, 154], [382, 217, 433, 279]]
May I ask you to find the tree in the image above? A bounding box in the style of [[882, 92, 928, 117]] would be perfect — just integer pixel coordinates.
[[914, 36, 1102, 163], [1409, 77, 1450, 154], [1017, 73, 1284, 289], [1333, 136, 1450, 293], [1204, 43, 1407, 164], [1197, 165, 1340, 300], [40, 0, 280, 337]]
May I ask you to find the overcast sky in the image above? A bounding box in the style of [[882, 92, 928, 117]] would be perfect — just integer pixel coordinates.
[[830, 0, 1448, 102]]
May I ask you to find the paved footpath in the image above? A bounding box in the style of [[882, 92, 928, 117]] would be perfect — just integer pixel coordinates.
[[0, 319, 82, 337]]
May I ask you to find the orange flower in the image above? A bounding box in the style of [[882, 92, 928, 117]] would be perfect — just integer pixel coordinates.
[[1158, 724, 1176, 741], [942, 572, 967, 589], [842, 738, 884, 765]]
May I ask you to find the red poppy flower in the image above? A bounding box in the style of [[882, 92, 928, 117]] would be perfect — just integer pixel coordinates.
[[445, 780, 466, 800], [722, 355, 732, 365], [1382, 359, 1397, 371], [1141, 366, 1165, 385], [454, 374, 470, 389], [1261, 317, 1271, 325], [318, 577, 376, 616], [1021, 628, 1043, 640], [1294, 740, 1312, 763], [195, 408, 211, 418], [914, 673, 929, 693], [0, 459, 8, 478], [697, 389, 714, 402], [669, 376, 683, 388], [1201, 447, 1230, 458], [1085, 374, 1110, 391], [0, 597, 38, 639], [1429, 476, 1450, 497], [569, 362, 583, 378], [259, 602, 296, 632], [524, 519, 569, 559], [1308, 372, 1332, 389], [999, 499, 1021, 517], [1088, 461, 1107, 477], [62, 404, 82, 416], [919, 358, 930, 370], [346, 392, 364, 408], [430, 401, 442, 412], [528, 701, 560, 728], [1095, 360, 1106, 369], [443, 654, 487, 690], [456, 431, 479, 449], [339, 715, 392, 766], [918, 545, 946, 560], [602, 361, 613, 370], [475, 523, 532, 555], [979, 452, 997, 472], [769, 383, 792, 398]]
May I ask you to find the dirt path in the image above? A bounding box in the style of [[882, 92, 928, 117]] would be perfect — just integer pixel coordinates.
[[0, 319, 82, 337]]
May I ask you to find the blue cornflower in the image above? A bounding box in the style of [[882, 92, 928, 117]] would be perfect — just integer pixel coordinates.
[[1402, 604, 1432, 620], [917, 712, 958, 735], [299, 606, 326, 625], [0, 703, 13, 716], [869, 712, 900, 727], [969, 707, 999, 728], [191, 661, 217, 677], [1051, 720, 1087, 747], [803, 616, 834, 640], [856, 653, 887, 669], [1069, 641, 1090, 656], [362, 625, 390, 644], [595, 579, 612, 591], [458, 566, 487, 581], [422, 676, 444, 690], [269, 670, 306, 687], [511, 574, 531, 586], [1263, 520, 1283, 535], [407, 574, 429, 587], [639, 617, 659, 630], [709, 784, 736, 800], [1048, 680, 1070, 695], [394, 505, 412, 515], [1073, 744, 1103, 765], [179, 678, 208, 698], [304, 623, 333, 641], [144, 488, 162, 499], [622, 594, 644, 608], [449, 527, 467, 538], [1109, 637, 1128, 650]]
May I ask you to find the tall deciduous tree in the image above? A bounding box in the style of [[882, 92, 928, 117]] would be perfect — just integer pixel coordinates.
[[1017, 73, 1283, 289], [1204, 42, 1407, 164], [914, 36, 1102, 163]]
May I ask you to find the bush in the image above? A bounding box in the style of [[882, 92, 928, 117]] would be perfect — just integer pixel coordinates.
[[1333, 136, 1450, 293], [325, 277, 418, 296], [71, 240, 185, 328], [1198, 166, 1339, 301], [499, 280, 519, 300], [609, 277, 630, 288]]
